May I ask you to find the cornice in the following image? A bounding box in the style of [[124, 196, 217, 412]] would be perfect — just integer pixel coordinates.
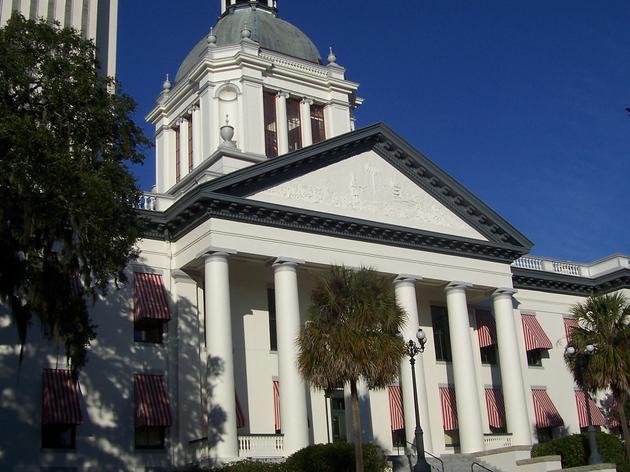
[[139, 192, 526, 264], [512, 267, 630, 296]]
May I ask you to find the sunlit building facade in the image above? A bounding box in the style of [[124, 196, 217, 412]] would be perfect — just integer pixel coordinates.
[[1, 1, 628, 470]]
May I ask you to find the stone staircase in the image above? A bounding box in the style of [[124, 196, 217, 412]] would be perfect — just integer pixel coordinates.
[[390, 452, 506, 472]]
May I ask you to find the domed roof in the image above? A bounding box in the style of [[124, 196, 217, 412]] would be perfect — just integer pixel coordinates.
[[175, 8, 322, 83]]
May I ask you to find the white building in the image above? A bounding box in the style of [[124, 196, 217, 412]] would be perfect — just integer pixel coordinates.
[[0, 0, 118, 77], [1, 1, 629, 470]]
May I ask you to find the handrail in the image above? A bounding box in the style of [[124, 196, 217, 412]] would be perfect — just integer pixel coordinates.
[[405, 441, 444, 472], [471, 462, 494, 472]]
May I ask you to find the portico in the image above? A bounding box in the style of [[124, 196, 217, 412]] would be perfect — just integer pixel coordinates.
[[173, 213, 530, 458]]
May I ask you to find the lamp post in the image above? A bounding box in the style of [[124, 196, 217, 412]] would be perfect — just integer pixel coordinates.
[[565, 344, 602, 465], [403, 328, 431, 472]]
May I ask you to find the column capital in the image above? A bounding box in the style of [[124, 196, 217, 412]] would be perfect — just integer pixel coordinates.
[[301, 97, 314, 106], [272, 257, 305, 268], [394, 274, 423, 286], [276, 90, 290, 99], [492, 287, 518, 298], [201, 247, 238, 260], [445, 281, 472, 292]]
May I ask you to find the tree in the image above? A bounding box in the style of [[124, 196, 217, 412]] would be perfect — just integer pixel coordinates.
[[0, 14, 150, 370], [297, 266, 406, 472], [567, 293, 630, 460]]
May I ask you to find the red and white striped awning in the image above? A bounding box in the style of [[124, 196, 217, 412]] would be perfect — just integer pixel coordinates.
[[485, 388, 506, 429], [42, 369, 83, 425], [440, 386, 458, 431], [476, 310, 497, 348], [388, 386, 404, 431], [532, 388, 563, 428], [236, 393, 246, 429], [563, 318, 578, 344], [273, 380, 281, 432], [134, 374, 172, 427], [521, 314, 553, 351], [134, 272, 171, 321], [575, 391, 606, 428]]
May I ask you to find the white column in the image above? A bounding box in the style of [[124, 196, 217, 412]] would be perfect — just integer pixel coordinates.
[[36, 0, 49, 21], [492, 288, 532, 446], [71, 0, 83, 30], [204, 252, 238, 460], [199, 83, 214, 160], [445, 282, 485, 453], [275, 91, 289, 155], [86, 0, 98, 42], [300, 98, 313, 147], [273, 258, 309, 454], [18, 0, 30, 18], [179, 118, 189, 179], [1, 0, 13, 26], [54, 0, 67, 27], [192, 106, 202, 167], [172, 270, 202, 463], [394, 276, 433, 452]]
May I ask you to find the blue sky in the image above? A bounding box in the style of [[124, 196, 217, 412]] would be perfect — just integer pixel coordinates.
[[117, 1, 630, 262]]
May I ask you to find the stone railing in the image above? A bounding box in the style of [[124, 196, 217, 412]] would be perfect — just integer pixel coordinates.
[[513, 256, 584, 277], [260, 52, 328, 77], [514, 254, 630, 279], [238, 434, 284, 458], [483, 433, 513, 450], [133, 193, 176, 212]]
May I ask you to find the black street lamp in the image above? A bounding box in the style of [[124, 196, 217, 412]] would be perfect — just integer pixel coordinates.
[[403, 328, 431, 472], [565, 344, 603, 465]]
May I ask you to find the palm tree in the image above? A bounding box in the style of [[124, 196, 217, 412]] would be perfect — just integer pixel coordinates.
[[297, 266, 406, 472], [567, 292, 630, 460]]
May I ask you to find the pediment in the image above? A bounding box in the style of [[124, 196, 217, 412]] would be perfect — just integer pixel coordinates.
[[248, 150, 487, 241]]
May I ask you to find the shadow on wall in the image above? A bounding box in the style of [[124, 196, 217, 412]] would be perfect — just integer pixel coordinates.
[[0, 276, 227, 471]]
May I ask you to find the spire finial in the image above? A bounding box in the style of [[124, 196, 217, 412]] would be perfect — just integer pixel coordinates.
[[207, 27, 217, 47], [241, 23, 252, 39], [327, 47, 337, 64], [162, 73, 172, 91]]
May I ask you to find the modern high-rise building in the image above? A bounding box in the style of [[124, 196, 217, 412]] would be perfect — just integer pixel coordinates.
[[0, 0, 118, 77], [0, 1, 628, 470]]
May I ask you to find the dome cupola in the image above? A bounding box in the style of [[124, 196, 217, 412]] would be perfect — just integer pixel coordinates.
[[176, 0, 321, 84]]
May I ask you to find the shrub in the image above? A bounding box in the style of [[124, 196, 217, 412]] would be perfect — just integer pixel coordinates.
[[285, 442, 387, 472], [216, 460, 288, 472], [531, 432, 629, 472]]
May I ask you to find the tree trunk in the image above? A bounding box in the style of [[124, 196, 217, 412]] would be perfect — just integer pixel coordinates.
[[617, 392, 630, 462], [350, 380, 364, 472]]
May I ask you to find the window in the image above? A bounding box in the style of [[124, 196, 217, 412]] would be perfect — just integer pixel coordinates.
[[480, 345, 497, 365], [134, 374, 172, 450], [267, 288, 277, 351], [133, 272, 171, 344], [41, 369, 83, 450], [431, 306, 452, 362], [286, 97, 302, 152], [134, 319, 165, 344], [444, 430, 460, 447], [536, 426, 553, 443], [187, 116, 193, 172], [527, 349, 543, 367], [391, 428, 406, 448], [310, 104, 325, 144], [263, 91, 278, 158], [42, 424, 76, 449], [175, 125, 181, 183], [135, 426, 165, 449]]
